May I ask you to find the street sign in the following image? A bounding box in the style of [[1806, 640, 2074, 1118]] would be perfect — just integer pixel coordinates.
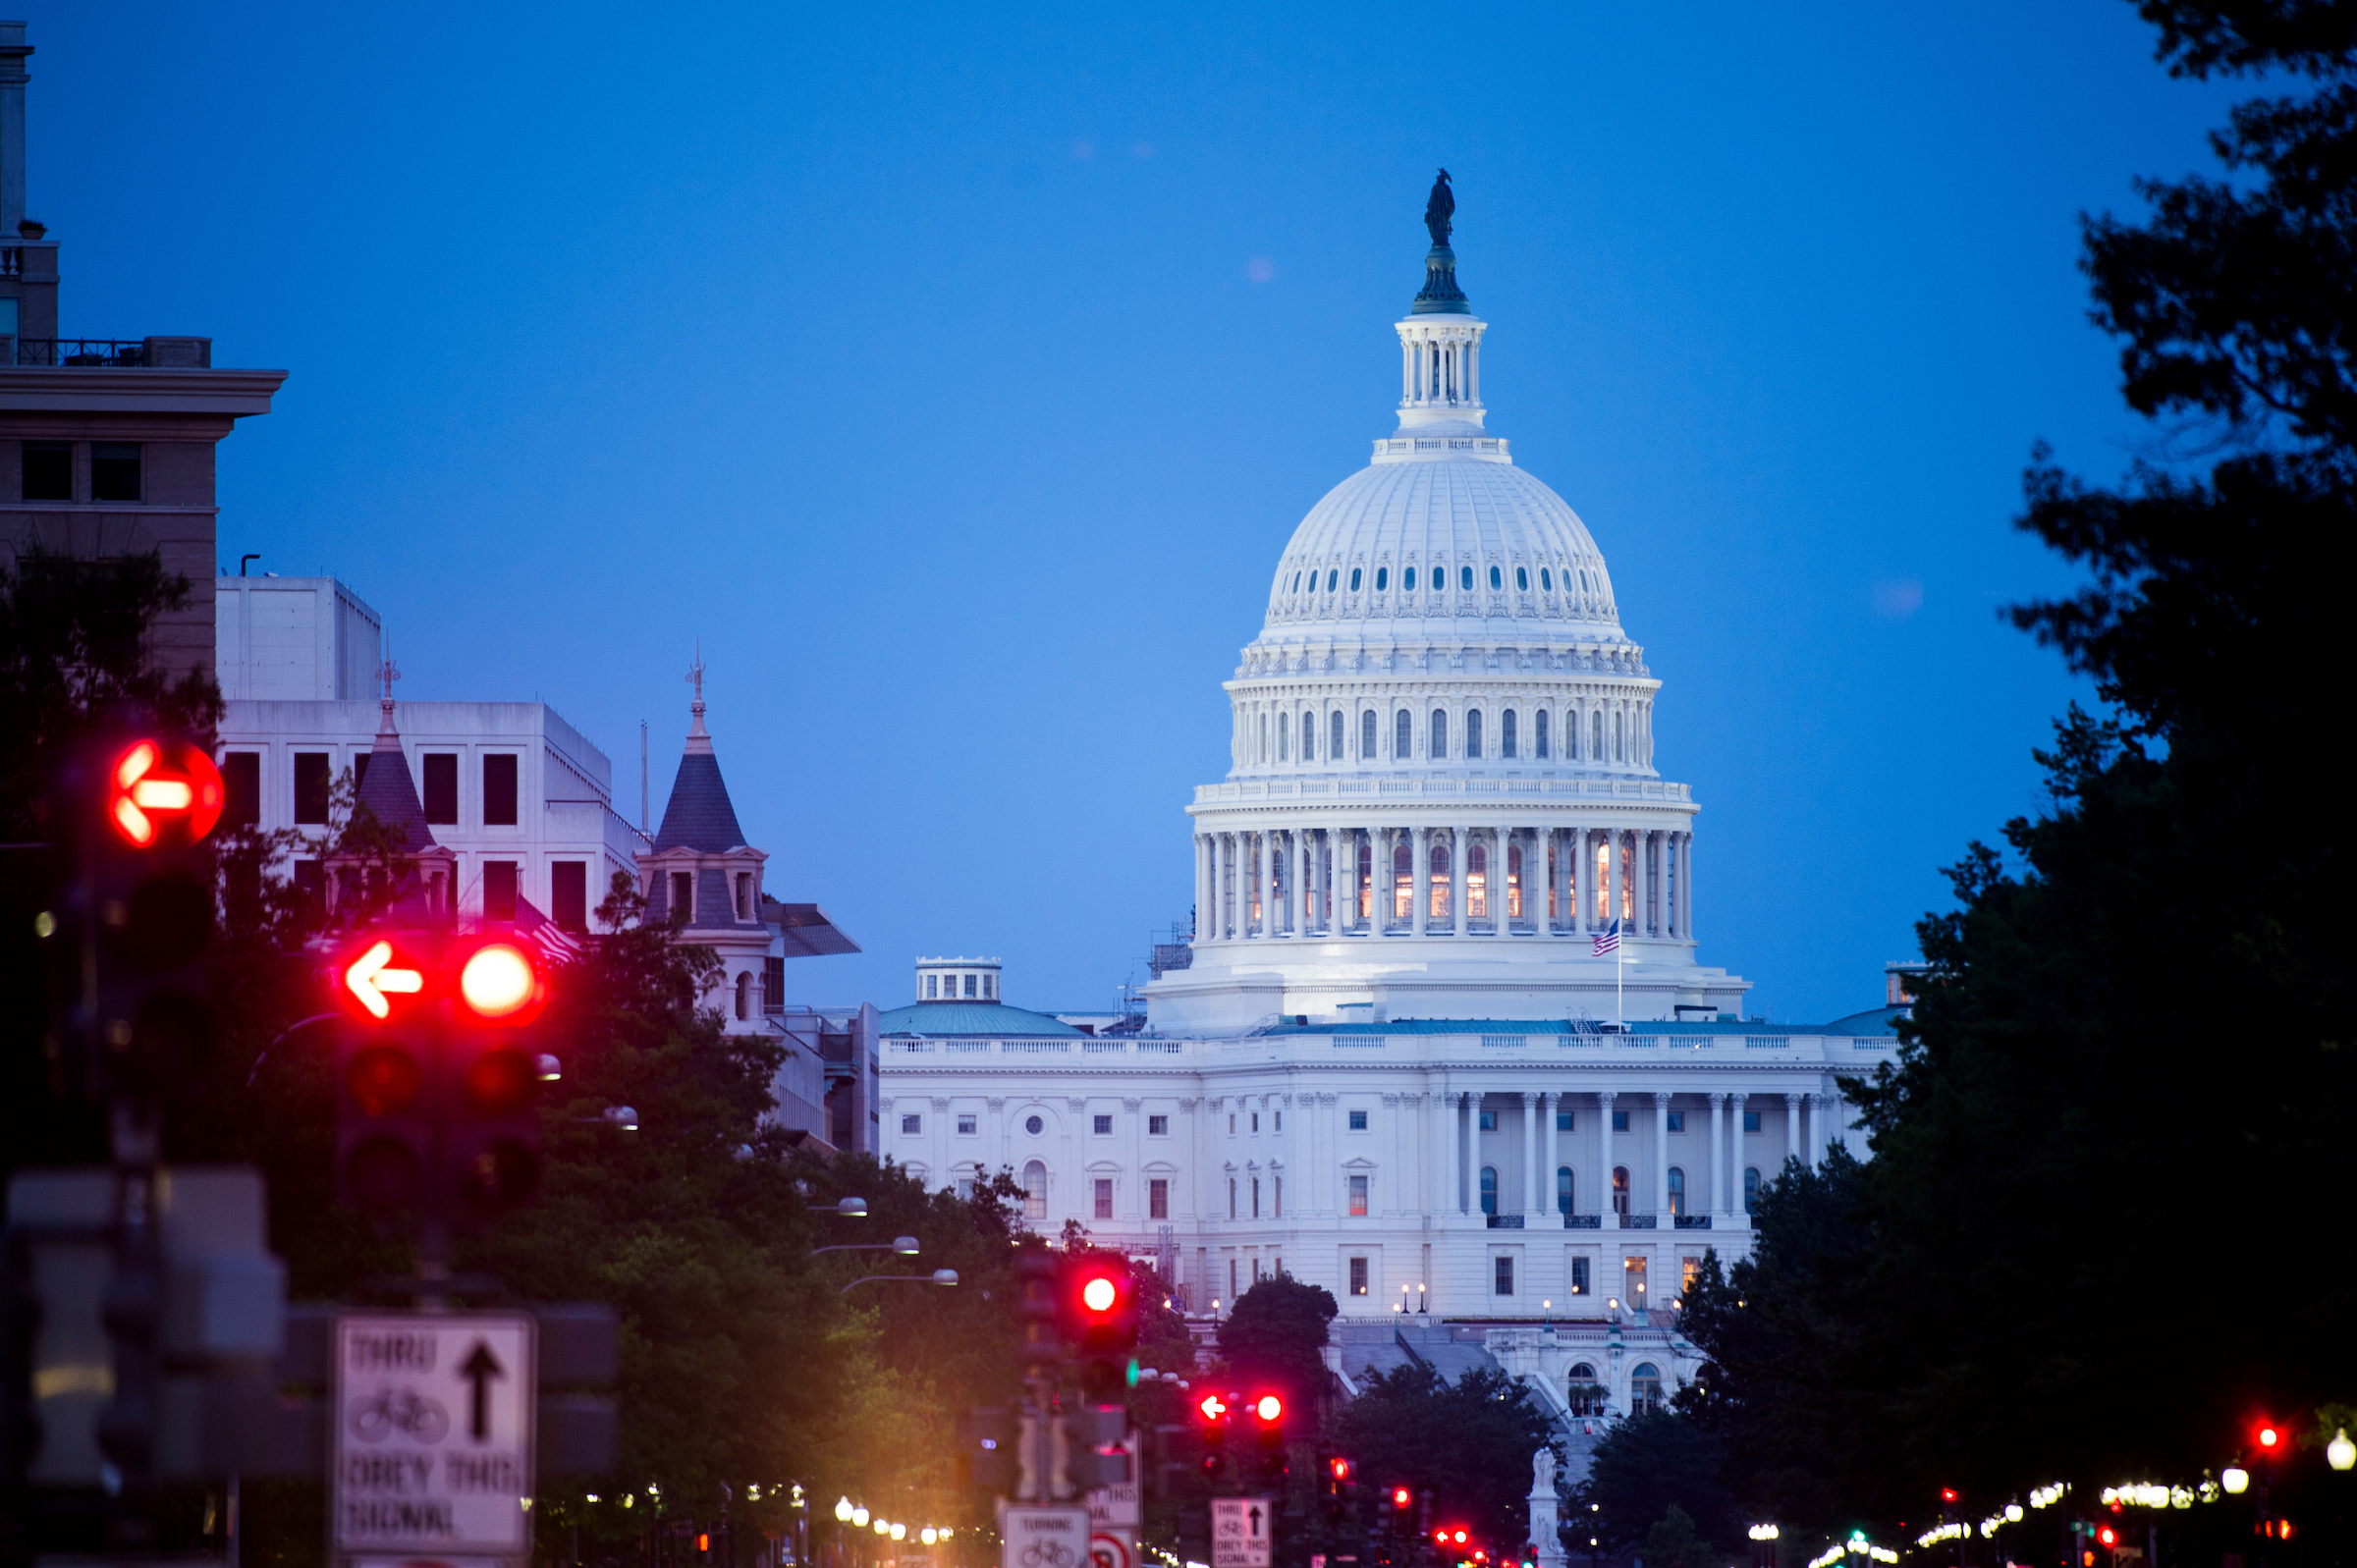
[[1087, 1433, 1141, 1529], [1211, 1497, 1273, 1568], [1091, 1533, 1134, 1568], [999, 1502, 1091, 1568], [332, 1311, 537, 1561]]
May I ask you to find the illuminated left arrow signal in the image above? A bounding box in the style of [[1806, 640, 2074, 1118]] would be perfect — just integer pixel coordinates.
[[345, 939, 424, 1019]]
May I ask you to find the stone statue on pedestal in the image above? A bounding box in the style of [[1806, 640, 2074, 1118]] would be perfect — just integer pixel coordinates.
[[1528, 1446, 1566, 1568]]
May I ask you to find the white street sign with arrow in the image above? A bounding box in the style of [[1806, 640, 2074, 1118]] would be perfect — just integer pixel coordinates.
[[1211, 1497, 1273, 1568], [332, 1311, 538, 1562]]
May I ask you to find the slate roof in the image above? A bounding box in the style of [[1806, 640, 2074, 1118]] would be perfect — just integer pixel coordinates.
[[874, 1000, 1086, 1038], [652, 751, 748, 852], [353, 735, 439, 853]]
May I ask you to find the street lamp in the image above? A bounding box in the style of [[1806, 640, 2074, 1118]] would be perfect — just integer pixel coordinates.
[[811, 1235, 921, 1259], [2223, 1465, 2250, 1494], [836, 1498, 854, 1523], [839, 1269, 959, 1294], [836, 1197, 868, 1217], [2330, 1429, 2356, 1472], [852, 1507, 870, 1527]]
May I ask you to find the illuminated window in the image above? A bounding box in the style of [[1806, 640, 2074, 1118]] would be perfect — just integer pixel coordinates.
[[1507, 842, 1522, 920], [1023, 1162, 1047, 1220], [1569, 1259, 1591, 1298], [1393, 838, 1412, 922], [1612, 1166, 1630, 1217], [1094, 1179, 1114, 1219], [1348, 1255, 1368, 1293], [1668, 1166, 1685, 1217], [1467, 839, 1488, 920], [1465, 709, 1483, 759], [1479, 1167, 1498, 1217], [1501, 709, 1517, 759], [1535, 709, 1550, 759], [1429, 839, 1452, 922], [1681, 1256, 1702, 1294], [1349, 1176, 1369, 1217]]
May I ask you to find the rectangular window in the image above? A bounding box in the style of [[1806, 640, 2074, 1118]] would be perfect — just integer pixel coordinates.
[[483, 860, 519, 922], [1229, 1259, 1237, 1302], [1681, 1256, 1702, 1294], [482, 754, 520, 826], [1229, 1114, 1236, 1134], [1229, 1179, 1236, 1219], [763, 955, 784, 1014], [1667, 1111, 1684, 1133], [220, 752, 260, 831], [1348, 1109, 1368, 1131], [89, 443, 141, 503], [1348, 1257, 1369, 1296], [292, 858, 323, 915], [1569, 1257, 1591, 1295], [956, 1177, 974, 1200], [1743, 1110, 1761, 1133], [1275, 1110, 1282, 1131], [1612, 1110, 1630, 1132], [1149, 1178, 1169, 1220], [421, 753, 459, 824], [1250, 1113, 1259, 1133], [963, 974, 977, 998], [735, 872, 752, 919], [958, 1114, 977, 1135], [1093, 1114, 1114, 1136], [902, 1114, 922, 1135], [1274, 1177, 1282, 1217], [1348, 1174, 1368, 1217], [1494, 1256, 1514, 1296], [21, 441, 71, 502], [551, 861, 587, 930], [1144, 1114, 1169, 1137], [925, 975, 938, 998], [1556, 1109, 1573, 1132], [670, 871, 692, 920], [1251, 1179, 1260, 1218], [1094, 1179, 1114, 1220], [1478, 1110, 1497, 1131], [293, 752, 331, 825], [352, 752, 370, 792]]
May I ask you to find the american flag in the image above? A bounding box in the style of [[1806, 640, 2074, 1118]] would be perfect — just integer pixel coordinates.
[[1591, 917, 1621, 957], [516, 895, 585, 965]]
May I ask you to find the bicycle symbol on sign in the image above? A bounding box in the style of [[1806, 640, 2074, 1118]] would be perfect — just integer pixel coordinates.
[[1021, 1541, 1079, 1568], [350, 1385, 450, 1443]]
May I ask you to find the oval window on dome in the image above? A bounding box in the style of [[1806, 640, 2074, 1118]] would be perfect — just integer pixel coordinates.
[[1291, 570, 1301, 593], [1460, 565, 1474, 592], [1327, 568, 1339, 593], [1490, 565, 1503, 590], [1375, 567, 1388, 592], [1404, 567, 1417, 591], [1579, 568, 1591, 593], [1349, 568, 1362, 592], [1516, 567, 1528, 591], [1540, 568, 1553, 592]]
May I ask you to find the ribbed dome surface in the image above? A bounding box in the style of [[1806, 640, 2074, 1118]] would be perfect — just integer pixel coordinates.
[[1259, 453, 1625, 642]]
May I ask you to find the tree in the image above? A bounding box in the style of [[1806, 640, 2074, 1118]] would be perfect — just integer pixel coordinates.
[[1330, 1365, 1558, 1550], [1215, 1272, 1338, 1402], [1573, 1413, 1743, 1559], [1637, 1506, 1722, 1568]]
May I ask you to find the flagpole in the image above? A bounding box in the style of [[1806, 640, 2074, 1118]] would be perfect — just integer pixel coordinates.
[[1616, 925, 1623, 1027]]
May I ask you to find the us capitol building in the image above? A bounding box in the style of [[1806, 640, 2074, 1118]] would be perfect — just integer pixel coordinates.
[[876, 182, 1900, 1428]]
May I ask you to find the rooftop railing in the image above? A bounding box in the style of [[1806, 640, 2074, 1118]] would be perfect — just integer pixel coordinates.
[[15, 339, 147, 367]]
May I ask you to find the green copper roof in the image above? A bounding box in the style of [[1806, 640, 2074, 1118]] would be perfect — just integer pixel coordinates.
[[875, 1000, 1085, 1038]]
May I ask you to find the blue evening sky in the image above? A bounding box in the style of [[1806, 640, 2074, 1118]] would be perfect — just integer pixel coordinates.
[[37, 4, 2229, 1022]]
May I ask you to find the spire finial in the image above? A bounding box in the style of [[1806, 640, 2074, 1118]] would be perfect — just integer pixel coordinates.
[[1412, 168, 1469, 315], [685, 643, 713, 753], [375, 653, 402, 736], [1424, 168, 1453, 246]]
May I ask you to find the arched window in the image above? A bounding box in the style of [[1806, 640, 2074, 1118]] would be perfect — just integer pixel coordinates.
[[1567, 1364, 1605, 1417], [1396, 709, 1411, 759], [1326, 568, 1338, 592], [1557, 1165, 1573, 1215], [1612, 1165, 1630, 1218], [1479, 1166, 1498, 1217], [1460, 565, 1474, 592], [1361, 709, 1377, 758], [1630, 1364, 1665, 1414], [1507, 842, 1522, 919], [1431, 709, 1448, 758], [1278, 716, 1289, 761], [1467, 838, 1488, 920], [1593, 840, 1612, 923], [1429, 840, 1451, 921], [735, 971, 751, 1020], [1404, 567, 1417, 591], [1023, 1161, 1048, 1221], [1743, 1166, 1761, 1214], [1489, 565, 1503, 589], [1615, 710, 1624, 762], [1357, 836, 1374, 921], [1392, 838, 1412, 922], [1591, 711, 1604, 761], [1349, 567, 1362, 592], [1540, 567, 1553, 592], [1515, 566, 1528, 591], [1501, 710, 1517, 759], [1302, 712, 1316, 760], [1668, 1166, 1686, 1217], [1465, 709, 1483, 759], [1535, 709, 1550, 759], [1259, 714, 1268, 761], [1332, 711, 1344, 759], [1375, 567, 1388, 591]]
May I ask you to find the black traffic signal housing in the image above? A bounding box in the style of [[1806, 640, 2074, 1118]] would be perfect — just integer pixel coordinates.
[[1014, 1245, 1063, 1371], [442, 935, 553, 1220], [1318, 1450, 1358, 1524], [1058, 1402, 1128, 1493], [956, 1405, 1018, 1493], [1194, 1390, 1233, 1482], [78, 732, 226, 1103], [1144, 1422, 1202, 1499], [1245, 1389, 1288, 1481], [1059, 1254, 1142, 1394]]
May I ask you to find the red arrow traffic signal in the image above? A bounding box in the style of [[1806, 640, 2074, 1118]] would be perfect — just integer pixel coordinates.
[[105, 737, 224, 848]]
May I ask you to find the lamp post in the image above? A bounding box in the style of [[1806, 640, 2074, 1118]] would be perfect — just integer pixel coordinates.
[[840, 1269, 959, 1294], [1746, 1523, 1779, 1568]]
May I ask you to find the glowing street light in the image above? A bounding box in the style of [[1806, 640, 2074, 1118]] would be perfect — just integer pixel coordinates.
[[835, 1497, 853, 1523], [2330, 1429, 2356, 1472], [2222, 1466, 2250, 1495]]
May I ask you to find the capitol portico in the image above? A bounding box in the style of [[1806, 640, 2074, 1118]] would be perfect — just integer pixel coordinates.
[[877, 181, 1897, 1426]]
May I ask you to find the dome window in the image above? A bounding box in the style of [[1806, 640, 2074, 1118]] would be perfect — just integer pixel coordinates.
[[1349, 568, 1362, 592], [1291, 570, 1301, 592], [1404, 567, 1417, 591], [1327, 568, 1339, 593], [1375, 567, 1388, 592], [1459, 565, 1474, 592], [1490, 565, 1503, 590], [1540, 567, 1553, 591], [1516, 567, 1529, 591]]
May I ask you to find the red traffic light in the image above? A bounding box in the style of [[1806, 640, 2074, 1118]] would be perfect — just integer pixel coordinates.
[[1252, 1393, 1284, 1423], [348, 1044, 424, 1115], [1940, 1488, 1957, 1504], [2259, 1424, 2280, 1448], [2097, 1526, 2116, 1547], [1329, 1457, 1352, 1482], [106, 738, 224, 847], [1080, 1273, 1119, 1313], [460, 941, 543, 1021], [1198, 1393, 1229, 1423], [1395, 1487, 1412, 1509], [1453, 1530, 1469, 1544], [1434, 1533, 1449, 1545]]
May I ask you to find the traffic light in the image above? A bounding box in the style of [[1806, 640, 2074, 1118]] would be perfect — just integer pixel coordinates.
[[1245, 1391, 1287, 1482], [1015, 1246, 1063, 1371], [1318, 1451, 1356, 1522], [83, 733, 226, 1101], [1144, 1422, 1202, 1498], [956, 1406, 1019, 1493], [1060, 1254, 1143, 1395], [334, 935, 438, 1215], [1057, 1402, 1128, 1491], [444, 937, 550, 1217], [1196, 1391, 1232, 1480]]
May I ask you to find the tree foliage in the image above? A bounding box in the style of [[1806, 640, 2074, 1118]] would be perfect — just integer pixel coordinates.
[[1330, 1365, 1557, 1550], [1215, 1273, 1338, 1404], [1573, 1413, 1743, 1559]]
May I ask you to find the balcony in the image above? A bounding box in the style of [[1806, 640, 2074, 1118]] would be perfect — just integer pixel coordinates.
[[1563, 1213, 1601, 1229], [1484, 1214, 1524, 1229], [10, 337, 214, 368], [1621, 1213, 1659, 1229], [1673, 1214, 1714, 1230]]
